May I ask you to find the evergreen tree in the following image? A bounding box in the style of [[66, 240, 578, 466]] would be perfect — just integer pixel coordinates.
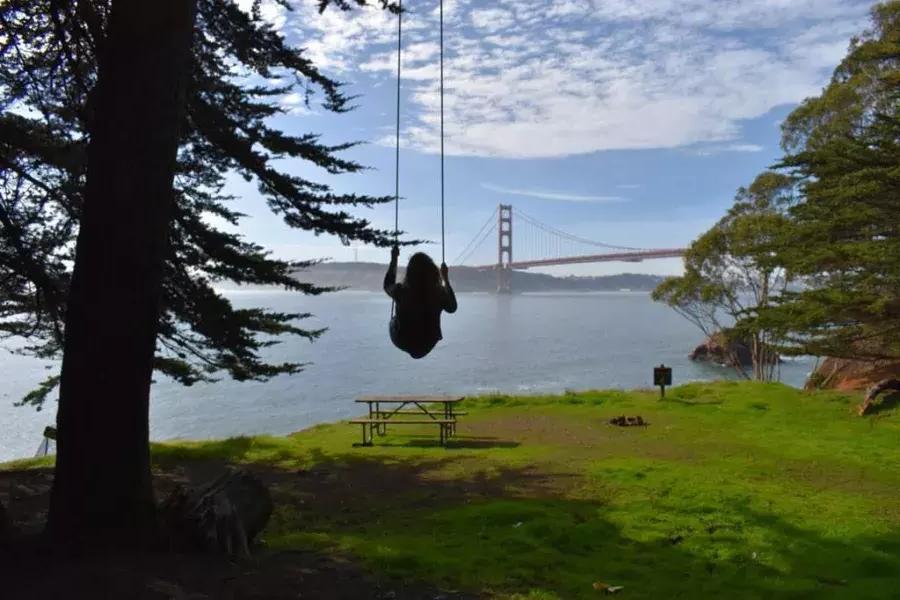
[[1, 0, 395, 547], [757, 1, 900, 361], [653, 172, 795, 381], [1, 0, 396, 404]]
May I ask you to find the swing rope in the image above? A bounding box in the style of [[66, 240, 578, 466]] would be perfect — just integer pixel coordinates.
[[439, 0, 445, 264], [393, 0, 402, 245], [391, 0, 445, 306], [390, 0, 403, 318]]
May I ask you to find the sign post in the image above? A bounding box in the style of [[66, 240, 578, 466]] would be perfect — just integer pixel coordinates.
[[653, 364, 672, 399]]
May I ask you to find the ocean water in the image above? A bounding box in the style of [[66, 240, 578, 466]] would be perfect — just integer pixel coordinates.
[[0, 290, 815, 461]]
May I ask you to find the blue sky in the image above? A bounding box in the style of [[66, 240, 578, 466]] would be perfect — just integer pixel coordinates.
[[229, 0, 873, 276]]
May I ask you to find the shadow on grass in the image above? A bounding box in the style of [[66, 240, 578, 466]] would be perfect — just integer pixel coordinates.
[[150, 436, 304, 470], [258, 451, 900, 599], [4, 436, 900, 599], [370, 435, 521, 449]]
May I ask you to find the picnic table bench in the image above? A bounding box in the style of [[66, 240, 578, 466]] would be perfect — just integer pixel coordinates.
[[350, 395, 465, 446]]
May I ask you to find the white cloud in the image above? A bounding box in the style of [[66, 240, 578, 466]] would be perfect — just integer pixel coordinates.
[[481, 183, 627, 203], [246, 0, 871, 158], [470, 8, 516, 33], [724, 144, 764, 152], [278, 92, 314, 116], [684, 142, 765, 156]]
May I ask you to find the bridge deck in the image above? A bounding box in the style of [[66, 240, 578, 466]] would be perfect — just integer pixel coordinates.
[[472, 249, 685, 270]]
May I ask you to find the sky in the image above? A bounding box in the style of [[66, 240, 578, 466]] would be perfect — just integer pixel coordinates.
[[228, 0, 873, 276]]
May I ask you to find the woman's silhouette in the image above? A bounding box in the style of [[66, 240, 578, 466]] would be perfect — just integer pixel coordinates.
[[384, 246, 457, 359]]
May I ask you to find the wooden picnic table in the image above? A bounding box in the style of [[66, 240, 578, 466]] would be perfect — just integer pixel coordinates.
[[350, 395, 465, 446]]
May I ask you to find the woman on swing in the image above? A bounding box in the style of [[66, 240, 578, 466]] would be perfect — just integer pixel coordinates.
[[384, 245, 457, 359]]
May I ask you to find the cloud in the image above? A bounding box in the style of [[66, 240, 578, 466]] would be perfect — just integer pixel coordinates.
[[481, 183, 627, 203], [723, 144, 764, 152], [278, 92, 315, 116], [245, 0, 871, 158], [684, 142, 765, 156], [470, 8, 516, 33]]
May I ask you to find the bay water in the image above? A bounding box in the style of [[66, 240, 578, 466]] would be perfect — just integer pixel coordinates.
[[0, 291, 815, 461]]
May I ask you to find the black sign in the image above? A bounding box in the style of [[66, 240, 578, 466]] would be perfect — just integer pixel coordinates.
[[653, 365, 672, 387]]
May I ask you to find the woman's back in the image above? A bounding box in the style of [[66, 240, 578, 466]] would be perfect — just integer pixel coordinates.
[[384, 249, 457, 359]]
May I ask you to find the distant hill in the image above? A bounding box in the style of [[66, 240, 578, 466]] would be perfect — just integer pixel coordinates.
[[287, 262, 665, 293]]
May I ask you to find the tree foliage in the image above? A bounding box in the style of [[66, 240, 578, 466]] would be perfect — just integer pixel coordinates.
[[757, 1, 900, 361], [0, 0, 398, 406], [653, 172, 795, 381]]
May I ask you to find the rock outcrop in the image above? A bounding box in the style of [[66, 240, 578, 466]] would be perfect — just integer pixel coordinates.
[[689, 332, 753, 366], [689, 331, 780, 368]]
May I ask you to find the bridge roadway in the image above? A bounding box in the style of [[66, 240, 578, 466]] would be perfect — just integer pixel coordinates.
[[473, 248, 685, 270]]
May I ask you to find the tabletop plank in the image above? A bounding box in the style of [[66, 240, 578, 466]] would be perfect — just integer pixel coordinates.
[[355, 395, 464, 403]]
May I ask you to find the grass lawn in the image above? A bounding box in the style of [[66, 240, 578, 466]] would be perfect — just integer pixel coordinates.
[[6, 381, 900, 599]]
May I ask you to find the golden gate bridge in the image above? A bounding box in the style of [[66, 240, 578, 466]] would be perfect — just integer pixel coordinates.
[[454, 204, 685, 293]]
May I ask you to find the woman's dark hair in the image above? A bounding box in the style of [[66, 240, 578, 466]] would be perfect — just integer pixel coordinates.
[[404, 252, 441, 301]]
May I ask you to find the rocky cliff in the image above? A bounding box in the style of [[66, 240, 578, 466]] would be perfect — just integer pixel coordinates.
[[805, 356, 900, 391]]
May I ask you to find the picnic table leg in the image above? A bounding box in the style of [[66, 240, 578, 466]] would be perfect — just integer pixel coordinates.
[[376, 401, 383, 436], [439, 422, 445, 446], [445, 402, 455, 437]]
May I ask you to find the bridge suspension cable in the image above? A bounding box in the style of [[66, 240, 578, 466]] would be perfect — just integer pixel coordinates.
[[515, 209, 644, 252], [453, 206, 498, 265]]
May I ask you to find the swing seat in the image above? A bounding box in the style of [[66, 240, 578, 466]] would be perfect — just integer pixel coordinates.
[[390, 316, 437, 359]]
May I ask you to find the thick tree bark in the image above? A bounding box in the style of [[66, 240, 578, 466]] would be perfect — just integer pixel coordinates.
[[48, 0, 196, 549], [0, 499, 10, 541]]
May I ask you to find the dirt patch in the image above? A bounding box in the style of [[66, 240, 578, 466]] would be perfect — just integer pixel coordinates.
[[266, 454, 582, 519], [464, 412, 609, 447], [462, 410, 703, 464]]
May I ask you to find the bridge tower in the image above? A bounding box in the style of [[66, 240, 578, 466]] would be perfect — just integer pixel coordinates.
[[497, 204, 513, 293]]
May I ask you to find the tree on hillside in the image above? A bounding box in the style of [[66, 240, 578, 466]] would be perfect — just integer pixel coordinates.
[[653, 172, 796, 381], [0, 0, 395, 548], [754, 1, 900, 369]]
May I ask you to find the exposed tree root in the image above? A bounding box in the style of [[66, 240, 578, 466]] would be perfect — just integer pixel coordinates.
[[161, 468, 272, 558], [858, 378, 900, 416]]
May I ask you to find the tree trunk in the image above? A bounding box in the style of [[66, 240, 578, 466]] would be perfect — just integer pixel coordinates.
[[0, 499, 10, 542], [48, 0, 196, 550]]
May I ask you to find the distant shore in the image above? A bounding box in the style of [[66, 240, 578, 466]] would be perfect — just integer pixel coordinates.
[[270, 261, 667, 294]]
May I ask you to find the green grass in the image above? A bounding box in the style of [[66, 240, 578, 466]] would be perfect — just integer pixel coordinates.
[[8, 382, 900, 598]]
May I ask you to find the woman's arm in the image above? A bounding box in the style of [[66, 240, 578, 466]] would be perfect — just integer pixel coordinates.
[[384, 245, 400, 299], [440, 262, 457, 313]]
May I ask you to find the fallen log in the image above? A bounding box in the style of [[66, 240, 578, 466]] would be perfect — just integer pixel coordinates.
[[858, 378, 900, 416], [161, 468, 272, 558]]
